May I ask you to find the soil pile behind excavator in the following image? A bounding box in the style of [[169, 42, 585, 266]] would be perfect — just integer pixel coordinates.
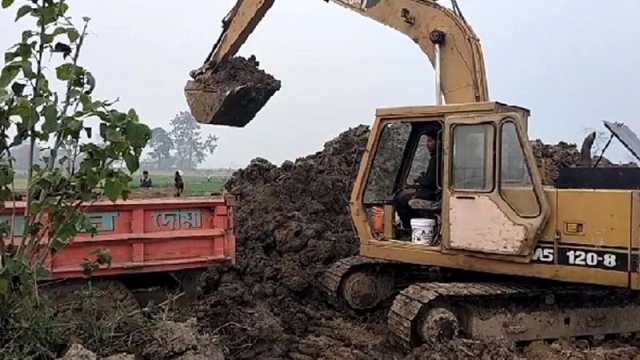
[[185, 56, 280, 127], [530, 138, 637, 185]]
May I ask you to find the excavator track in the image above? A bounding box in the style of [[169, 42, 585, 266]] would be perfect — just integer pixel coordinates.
[[320, 256, 394, 309], [389, 282, 640, 349], [320, 256, 448, 311]]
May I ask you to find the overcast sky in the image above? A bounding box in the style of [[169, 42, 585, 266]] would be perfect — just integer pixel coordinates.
[[1, 0, 639, 168]]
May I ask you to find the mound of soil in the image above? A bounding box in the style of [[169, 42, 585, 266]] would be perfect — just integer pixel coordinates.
[[185, 56, 281, 127], [196, 125, 399, 359], [530, 138, 637, 185]]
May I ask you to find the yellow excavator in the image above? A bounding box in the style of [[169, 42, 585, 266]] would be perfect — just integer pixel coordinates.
[[185, 0, 640, 348]]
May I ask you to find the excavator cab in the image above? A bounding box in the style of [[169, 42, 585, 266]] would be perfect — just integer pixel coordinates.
[[354, 102, 550, 263]]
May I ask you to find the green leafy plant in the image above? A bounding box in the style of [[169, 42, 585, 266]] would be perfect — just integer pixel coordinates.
[[80, 247, 112, 277], [0, 0, 151, 357]]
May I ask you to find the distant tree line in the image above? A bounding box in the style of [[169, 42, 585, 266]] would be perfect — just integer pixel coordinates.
[[10, 111, 218, 174], [145, 111, 218, 171], [12, 141, 87, 174]]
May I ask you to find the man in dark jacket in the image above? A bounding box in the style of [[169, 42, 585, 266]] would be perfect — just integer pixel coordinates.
[[393, 133, 441, 229], [174, 170, 185, 197], [140, 170, 153, 188]]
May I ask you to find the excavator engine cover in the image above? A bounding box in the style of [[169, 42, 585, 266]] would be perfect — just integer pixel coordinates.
[[184, 56, 281, 127]]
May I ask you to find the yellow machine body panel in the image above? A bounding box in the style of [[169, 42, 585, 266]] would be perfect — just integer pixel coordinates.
[[535, 189, 637, 285], [555, 190, 632, 248], [352, 102, 639, 290]]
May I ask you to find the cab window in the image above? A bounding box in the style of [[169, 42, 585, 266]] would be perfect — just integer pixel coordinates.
[[500, 121, 540, 217], [451, 124, 494, 191], [363, 122, 411, 204]]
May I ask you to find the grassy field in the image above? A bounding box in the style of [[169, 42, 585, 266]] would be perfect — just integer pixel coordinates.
[[11, 177, 28, 190], [12, 171, 228, 197], [129, 171, 227, 196]]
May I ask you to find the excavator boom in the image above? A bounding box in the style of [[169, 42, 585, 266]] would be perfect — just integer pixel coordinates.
[[330, 0, 489, 103], [185, 0, 489, 126]]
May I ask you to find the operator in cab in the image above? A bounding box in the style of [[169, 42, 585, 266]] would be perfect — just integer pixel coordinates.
[[393, 132, 441, 230]]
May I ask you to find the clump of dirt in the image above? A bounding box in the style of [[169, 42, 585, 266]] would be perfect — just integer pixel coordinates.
[[58, 344, 98, 360], [57, 344, 136, 360], [185, 55, 281, 127], [142, 319, 224, 360], [142, 320, 200, 359], [405, 339, 518, 360], [226, 125, 371, 277]]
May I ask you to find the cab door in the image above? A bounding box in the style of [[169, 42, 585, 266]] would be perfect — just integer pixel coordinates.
[[442, 113, 549, 261]]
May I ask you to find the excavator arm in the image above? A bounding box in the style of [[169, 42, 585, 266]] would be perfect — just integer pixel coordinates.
[[195, 0, 276, 76], [185, 0, 489, 126]]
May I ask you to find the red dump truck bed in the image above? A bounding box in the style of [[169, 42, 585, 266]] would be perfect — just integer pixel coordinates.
[[1, 197, 235, 279]]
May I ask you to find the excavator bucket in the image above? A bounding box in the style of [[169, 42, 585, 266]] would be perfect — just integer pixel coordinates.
[[185, 55, 280, 127], [184, 0, 279, 127]]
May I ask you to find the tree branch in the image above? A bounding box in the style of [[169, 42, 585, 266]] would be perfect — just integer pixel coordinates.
[[47, 18, 90, 171], [21, 0, 48, 256]]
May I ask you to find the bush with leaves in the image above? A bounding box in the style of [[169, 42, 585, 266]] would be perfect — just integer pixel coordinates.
[[0, 0, 151, 358]]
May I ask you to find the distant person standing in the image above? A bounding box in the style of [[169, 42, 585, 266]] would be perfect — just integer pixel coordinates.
[[174, 170, 185, 197], [140, 170, 153, 188]]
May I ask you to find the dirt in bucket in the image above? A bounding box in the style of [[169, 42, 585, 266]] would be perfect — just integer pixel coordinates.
[[185, 55, 281, 127]]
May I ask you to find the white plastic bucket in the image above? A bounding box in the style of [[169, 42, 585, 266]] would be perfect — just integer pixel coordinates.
[[411, 218, 436, 245]]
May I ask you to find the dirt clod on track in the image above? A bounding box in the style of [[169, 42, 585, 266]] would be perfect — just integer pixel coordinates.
[[185, 56, 281, 127], [196, 126, 640, 359]]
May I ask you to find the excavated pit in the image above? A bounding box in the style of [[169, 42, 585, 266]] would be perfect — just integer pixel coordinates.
[[185, 56, 281, 127]]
